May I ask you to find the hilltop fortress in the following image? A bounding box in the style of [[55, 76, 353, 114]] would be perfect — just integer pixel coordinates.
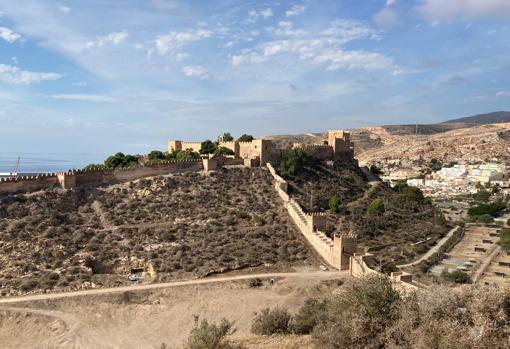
[[169, 129, 355, 166], [0, 128, 417, 291]]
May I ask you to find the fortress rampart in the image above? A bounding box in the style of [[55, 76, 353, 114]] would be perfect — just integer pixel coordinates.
[[266, 162, 418, 294], [0, 159, 206, 195], [266, 163, 355, 270]]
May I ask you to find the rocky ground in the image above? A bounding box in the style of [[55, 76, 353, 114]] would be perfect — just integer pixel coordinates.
[[0, 168, 321, 297]]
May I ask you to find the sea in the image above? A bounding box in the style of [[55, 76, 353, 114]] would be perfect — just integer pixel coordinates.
[[0, 152, 107, 175]]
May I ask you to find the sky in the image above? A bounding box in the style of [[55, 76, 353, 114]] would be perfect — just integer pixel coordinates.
[[0, 0, 509, 157]]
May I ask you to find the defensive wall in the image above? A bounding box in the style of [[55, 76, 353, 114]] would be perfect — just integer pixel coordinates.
[[350, 253, 418, 295], [266, 162, 418, 294], [0, 159, 208, 194], [266, 163, 356, 270]]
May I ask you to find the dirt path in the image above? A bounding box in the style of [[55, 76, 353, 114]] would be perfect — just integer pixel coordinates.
[[0, 271, 347, 305], [91, 200, 114, 230], [397, 226, 460, 268]]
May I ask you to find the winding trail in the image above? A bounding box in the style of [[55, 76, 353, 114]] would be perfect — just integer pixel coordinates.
[[0, 271, 347, 305], [397, 226, 460, 268]]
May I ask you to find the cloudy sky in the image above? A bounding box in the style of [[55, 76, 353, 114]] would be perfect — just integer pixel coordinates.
[[0, 0, 509, 156]]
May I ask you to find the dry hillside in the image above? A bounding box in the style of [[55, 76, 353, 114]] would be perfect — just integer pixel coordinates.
[[357, 123, 510, 167], [0, 168, 321, 297], [280, 158, 450, 266]]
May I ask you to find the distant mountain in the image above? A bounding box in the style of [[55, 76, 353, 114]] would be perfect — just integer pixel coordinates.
[[443, 111, 510, 124]]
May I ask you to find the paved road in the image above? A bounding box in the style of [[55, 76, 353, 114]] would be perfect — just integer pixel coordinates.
[[0, 271, 347, 305], [397, 226, 460, 268]]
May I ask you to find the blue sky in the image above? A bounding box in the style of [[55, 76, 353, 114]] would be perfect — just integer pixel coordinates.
[[0, 0, 509, 156]]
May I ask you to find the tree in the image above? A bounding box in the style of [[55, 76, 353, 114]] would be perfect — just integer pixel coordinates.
[[497, 228, 510, 251], [213, 147, 235, 157], [369, 164, 383, 175], [279, 149, 309, 178], [237, 134, 254, 142], [82, 163, 104, 171], [429, 158, 442, 172], [219, 132, 234, 142], [104, 152, 139, 169], [200, 140, 217, 155], [473, 189, 491, 202], [148, 150, 165, 161], [176, 149, 201, 161], [329, 195, 342, 213], [368, 198, 385, 215]]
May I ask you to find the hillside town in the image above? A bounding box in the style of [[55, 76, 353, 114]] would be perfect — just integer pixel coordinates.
[[405, 163, 509, 198]]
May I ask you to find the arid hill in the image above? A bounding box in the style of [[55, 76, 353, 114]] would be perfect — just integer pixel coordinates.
[[0, 168, 321, 297], [356, 123, 510, 167], [268, 122, 510, 172]]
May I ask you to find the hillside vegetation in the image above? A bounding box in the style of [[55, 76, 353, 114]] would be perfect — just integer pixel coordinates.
[[281, 157, 450, 266], [0, 168, 319, 296]]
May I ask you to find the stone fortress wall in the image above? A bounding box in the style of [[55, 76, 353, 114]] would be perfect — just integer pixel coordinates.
[[266, 163, 356, 270], [0, 160, 205, 194], [266, 162, 418, 293]]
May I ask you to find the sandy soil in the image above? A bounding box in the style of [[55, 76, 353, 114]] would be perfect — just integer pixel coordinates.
[[0, 271, 349, 349]]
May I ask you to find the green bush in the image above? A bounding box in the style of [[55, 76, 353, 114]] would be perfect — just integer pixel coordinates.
[[369, 164, 383, 175], [328, 195, 342, 213], [14, 194, 27, 203], [313, 275, 401, 349], [471, 214, 494, 223], [82, 163, 104, 171], [249, 278, 263, 288], [292, 298, 328, 334], [498, 228, 510, 251], [368, 198, 385, 215], [186, 316, 245, 349], [214, 147, 235, 157], [251, 307, 292, 335], [472, 189, 491, 202], [441, 269, 470, 284], [167, 149, 201, 161], [468, 200, 506, 217]]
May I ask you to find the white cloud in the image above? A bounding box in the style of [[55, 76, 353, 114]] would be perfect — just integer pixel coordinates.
[[260, 8, 274, 19], [153, 28, 213, 55], [65, 118, 79, 127], [85, 31, 129, 49], [266, 21, 307, 37], [386, 0, 398, 6], [313, 50, 394, 71], [52, 94, 117, 102], [322, 19, 382, 43], [248, 8, 274, 22], [373, 9, 398, 29], [71, 82, 87, 87], [182, 65, 208, 79], [0, 64, 61, 85], [232, 19, 391, 71], [496, 91, 510, 97], [59, 6, 71, 14], [0, 27, 21, 43], [419, 0, 510, 22], [286, 5, 306, 17]]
